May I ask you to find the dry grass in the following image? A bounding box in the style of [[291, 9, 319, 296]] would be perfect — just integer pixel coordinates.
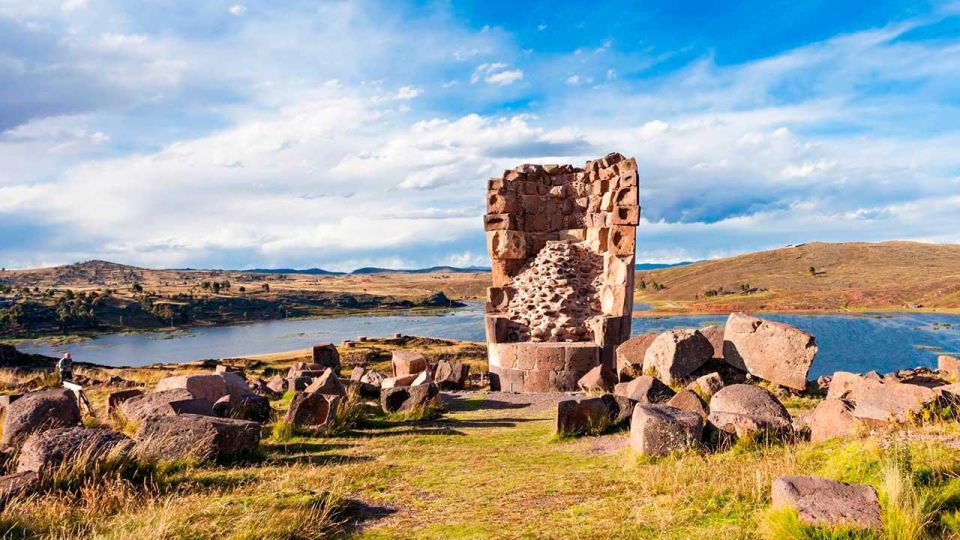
[[637, 241, 960, 313]]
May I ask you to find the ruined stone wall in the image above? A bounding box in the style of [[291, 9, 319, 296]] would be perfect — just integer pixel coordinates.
[[484, 152, 640, 392]]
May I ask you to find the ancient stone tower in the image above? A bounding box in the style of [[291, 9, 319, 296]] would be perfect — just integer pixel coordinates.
[[484, 152, 639, 392]]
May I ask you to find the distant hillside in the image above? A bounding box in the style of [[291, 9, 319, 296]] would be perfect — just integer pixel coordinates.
[[350, 266, 489, 275], [635, 241, 960, 312]]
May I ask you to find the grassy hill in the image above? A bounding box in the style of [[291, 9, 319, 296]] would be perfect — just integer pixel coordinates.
[[635, 241, 960, 313]]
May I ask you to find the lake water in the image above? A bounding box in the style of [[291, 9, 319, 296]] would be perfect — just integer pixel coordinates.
[[16, 303, 960, 378]]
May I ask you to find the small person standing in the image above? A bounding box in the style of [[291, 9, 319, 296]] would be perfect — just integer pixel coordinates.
[[57, 352, 73, 384]]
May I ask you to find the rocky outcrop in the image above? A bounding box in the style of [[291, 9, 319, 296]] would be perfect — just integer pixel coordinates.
[[806, 398, 858, 442], [613, 376, 675, 403], [707, 384, 791, 437], [16, 427, 134, 474], [826, 371, 941, 425], [135, 414, 260, 461], [642, 329, 714, 385], [772, 476, 882, 530], [630, 404, 703, 456], [380, 383, 439, 413], [939, 355, 960, 380], [435, 360, 469, 391], [615, 333, 658, 381], [723, 313, 816, 391], [118, 389, 210, 424], [577, 364, 617, 392], [1, 389, 81, 447]]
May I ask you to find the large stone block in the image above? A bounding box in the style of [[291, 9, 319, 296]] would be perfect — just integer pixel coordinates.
[[723, 313, 816, 391], [392, 351, 428, 377], [2, 389, 81, 447], [630, 404, 702, 456], [487, 230, 527, 259], [642, 329, 714, 385], [772, 476, 882, 530]]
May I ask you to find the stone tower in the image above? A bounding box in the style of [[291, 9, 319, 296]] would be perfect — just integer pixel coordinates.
[[484, 152, 640, 392]]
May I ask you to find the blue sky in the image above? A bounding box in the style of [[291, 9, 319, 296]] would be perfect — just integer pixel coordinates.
[[2, 0, 959, 271]]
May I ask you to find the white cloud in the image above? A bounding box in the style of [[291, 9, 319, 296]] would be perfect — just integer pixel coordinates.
[[228, 5, 246, 16], [394, 86, 422, 100], [471, 63, 523, 85], [566, 74, 581, 85], [61, 0, 87, 12]]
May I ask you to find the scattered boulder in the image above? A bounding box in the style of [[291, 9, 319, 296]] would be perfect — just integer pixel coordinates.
[[772, 476, 882, 530], [557, 396, 616, 435], [219, 372, 254, 399], [693, 372, 724, 398], [286, 392, 336, 427], [435, 360, 470, 391], [615, 333, 658, 381], [350, 367, 365, 382], [118, 389, 211, 424], [578, 365, 617, 393], [266, 375, 288, 395], [1, 389, 81, 447], [723, 313, 817, 391], [248, 378, 282, 400], [0, 394, 22, 414], [613, 376, 675, 404], [213, 394, 272, 423], [642, 329, 714, 385], [155, 374, 228, 405], [135, 414, 260, 461], [939, 355, 960, 380], [805, 398, 858, 443], [287, 376, 315, 392], [361, 369, 386, 387], [392, 351, 428, 377], [708, 384, 791, 437], [667, 389, 709, 421], [107, 389, 143, 416], [380, 383, 439, 413], [630, 404, 703, 456], [304, 368, 347, 397], [699, 325, 725, 360], [287, 362, 327, 379], [16, 427, 134, 474], [312, 343, 341, 373], [826, 371, 942, 425]]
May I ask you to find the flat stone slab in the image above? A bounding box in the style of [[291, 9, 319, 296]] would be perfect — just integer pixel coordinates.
[[772, 475, 882, 530]]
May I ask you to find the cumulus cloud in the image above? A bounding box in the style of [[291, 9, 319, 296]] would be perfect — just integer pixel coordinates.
[[471, 63, 523, 85]]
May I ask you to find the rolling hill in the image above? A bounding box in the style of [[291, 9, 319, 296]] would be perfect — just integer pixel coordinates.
[[635, 241, 960, 313]]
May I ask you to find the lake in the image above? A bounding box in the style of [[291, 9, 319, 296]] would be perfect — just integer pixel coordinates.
[[16, 303, 960, 378]]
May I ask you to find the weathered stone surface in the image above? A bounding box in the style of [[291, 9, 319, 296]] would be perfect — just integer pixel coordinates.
[[806, 398, 858, 443], [380, 383, 439, 413], [107, 389, 144, 416], [392, 351, 428, 377], [578, 364, 617, 392], [435, 360, 470, 391], [1, 389, 81, 447], [286, 392, 334, 427], [213, 394, 272, 423], [699, 325, 725, 360], [723, 313, 817, 391], [360, 370, 386, 388], [155, 374, 228, 405], [772, 476, 882, 530], [613, 376, 675, 403], [266, 375, 288, 395], [219, 372, 254, 399], [615, 333, 658, 381], [135, 414, 260, 461], [642, 329, 714, 385], [16, 427, 134, 474], [118, 389, 208, 424], [630, 404, 703, 456], [304, 368, 347, 397], [939, 355, 960, 380], [0, 471, 39, 505], [826, 371, 941, 425], [382, 374, 418, 389], [312, 343, 341, 373], [708, 384, 791, 436], [667, 389, 709, 421], [693, 372, 724, 398], [557, 396, 615, 435]]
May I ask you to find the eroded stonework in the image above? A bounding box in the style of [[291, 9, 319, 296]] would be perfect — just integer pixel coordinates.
[[484, 152, 640, 392]]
